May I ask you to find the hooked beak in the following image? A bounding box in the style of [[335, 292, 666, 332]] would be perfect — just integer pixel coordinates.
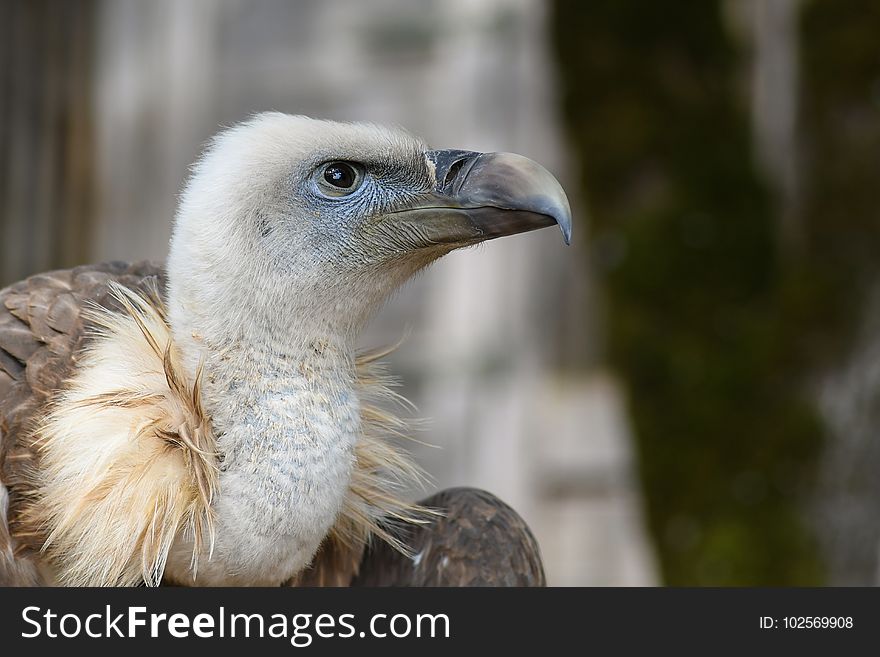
[[386, 149, 572, 247]]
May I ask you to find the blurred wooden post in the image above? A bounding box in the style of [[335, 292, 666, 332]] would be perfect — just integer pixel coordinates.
[[0, 0, 96, 287]]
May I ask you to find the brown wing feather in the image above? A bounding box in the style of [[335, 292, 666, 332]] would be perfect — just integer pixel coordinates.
[[0, 261, 165, 585], [351, 487, 546, 587], [291, 536, 364, 587]]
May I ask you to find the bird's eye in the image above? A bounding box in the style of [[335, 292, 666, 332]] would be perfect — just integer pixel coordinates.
[[324, 162, 356, 188], [315, 161, 365, 197]]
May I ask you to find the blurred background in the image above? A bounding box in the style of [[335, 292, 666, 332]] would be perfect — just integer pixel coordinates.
[[2, 0, 879, 585]]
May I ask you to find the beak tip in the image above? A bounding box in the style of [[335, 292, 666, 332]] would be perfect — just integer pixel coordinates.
[[560, 221, 572, 245], [553, 201, 572, 245]]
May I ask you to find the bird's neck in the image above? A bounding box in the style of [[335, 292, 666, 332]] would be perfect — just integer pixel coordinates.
[[164, 286, 366, 585]]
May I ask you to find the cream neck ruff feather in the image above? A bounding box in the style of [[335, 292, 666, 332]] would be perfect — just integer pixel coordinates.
[[16, 283, 427, 586]]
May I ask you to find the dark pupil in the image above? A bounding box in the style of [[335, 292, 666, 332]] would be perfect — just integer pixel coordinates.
[[324, 163, 355, 188]]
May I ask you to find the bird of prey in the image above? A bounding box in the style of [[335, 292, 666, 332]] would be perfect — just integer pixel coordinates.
[[0, 113, 571, 586]]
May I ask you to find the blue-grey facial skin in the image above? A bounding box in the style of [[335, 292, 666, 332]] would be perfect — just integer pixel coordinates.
[[269, 146, 571, 275], [279, 148, 434, 266]]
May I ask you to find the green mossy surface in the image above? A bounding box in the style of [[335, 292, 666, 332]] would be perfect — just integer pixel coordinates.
[[547, 0, 872, 584]]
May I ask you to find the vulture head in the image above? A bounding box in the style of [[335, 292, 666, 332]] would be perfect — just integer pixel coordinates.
[[167, 113, 571, 353], [0, 113, 569, 587]]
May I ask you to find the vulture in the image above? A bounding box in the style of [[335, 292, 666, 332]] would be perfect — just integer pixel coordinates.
[[0, 113, 571, 587]]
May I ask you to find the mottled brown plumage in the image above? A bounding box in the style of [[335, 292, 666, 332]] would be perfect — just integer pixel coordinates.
[[0, 262, 164, 585], [352, 488, 546, 587]]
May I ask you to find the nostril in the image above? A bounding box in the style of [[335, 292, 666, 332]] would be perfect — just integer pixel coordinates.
[[427, 149, 482, 194], [443, 158, 466, 189]]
